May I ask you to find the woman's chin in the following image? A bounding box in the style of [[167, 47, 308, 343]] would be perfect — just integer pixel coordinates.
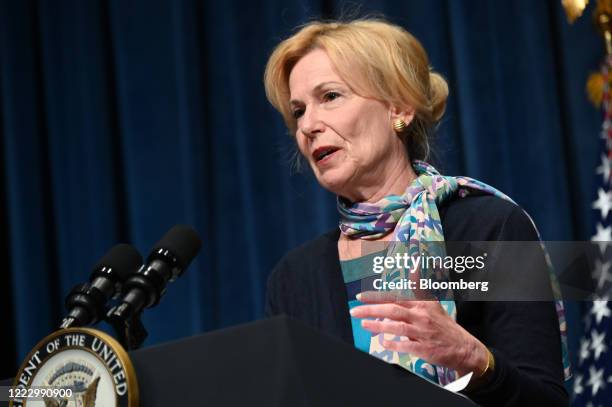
[[314, 170, 352, 197]]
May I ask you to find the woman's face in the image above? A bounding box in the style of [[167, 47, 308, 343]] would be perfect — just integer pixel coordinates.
[[288, 48, 410, 201]]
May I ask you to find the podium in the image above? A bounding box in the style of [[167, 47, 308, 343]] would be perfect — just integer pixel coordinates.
[[128, 315, 476, 406], [1, 316, 476, 405]]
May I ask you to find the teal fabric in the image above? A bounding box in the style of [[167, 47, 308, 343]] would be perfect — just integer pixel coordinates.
[[340, 249, 440, 384], [339, 250, 383, 283], [341, 253, 381, 353], [347, 299, 369, 353]]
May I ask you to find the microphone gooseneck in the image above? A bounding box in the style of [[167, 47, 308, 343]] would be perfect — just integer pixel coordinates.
[[60, 244, 143, 329], [109, 225, 202, 323]]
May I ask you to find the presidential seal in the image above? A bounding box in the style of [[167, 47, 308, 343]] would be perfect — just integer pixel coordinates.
[[9, 328, 138, 407]]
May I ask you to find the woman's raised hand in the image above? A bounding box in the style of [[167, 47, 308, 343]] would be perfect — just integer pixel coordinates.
[[350, 291, 489, 378]]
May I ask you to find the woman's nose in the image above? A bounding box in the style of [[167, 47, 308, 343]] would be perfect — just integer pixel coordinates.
[[299, 107, 324, 138]]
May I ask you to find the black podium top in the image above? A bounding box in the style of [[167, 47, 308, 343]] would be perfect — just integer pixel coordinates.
[[129, 315, 476, 406]]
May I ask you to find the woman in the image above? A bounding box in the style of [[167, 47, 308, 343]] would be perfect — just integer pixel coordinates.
[[263, 19, 569, 406]]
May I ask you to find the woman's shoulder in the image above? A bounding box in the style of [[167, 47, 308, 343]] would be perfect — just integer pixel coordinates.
[[288, 228, 339, 258], [439, 191, 539, 241], [270, 228, 340, 276]]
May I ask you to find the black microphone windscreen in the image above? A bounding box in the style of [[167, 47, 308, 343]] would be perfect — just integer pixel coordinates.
[[152, 225, 202, 268], [94, 244, 143, 281]]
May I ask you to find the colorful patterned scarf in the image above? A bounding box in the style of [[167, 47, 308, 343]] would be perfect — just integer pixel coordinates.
[[338, 160, 570, 385]]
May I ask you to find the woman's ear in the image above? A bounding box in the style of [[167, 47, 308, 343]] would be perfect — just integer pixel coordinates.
[[390, 105, 415, 126]]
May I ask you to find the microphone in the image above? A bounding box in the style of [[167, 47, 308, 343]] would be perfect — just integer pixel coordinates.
[[109, 225, 202, 323], [60, 244, 143, 329]]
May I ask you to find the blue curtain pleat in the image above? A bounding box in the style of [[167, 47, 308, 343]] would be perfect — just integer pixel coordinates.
[[0, 0, 602, 382], [170, 0, 206, 334], [1, 0, 61, 359]]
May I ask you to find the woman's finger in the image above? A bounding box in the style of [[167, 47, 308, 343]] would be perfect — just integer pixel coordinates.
[[356, 290, 417, 306], [382, 338, 422, 354], [350, 303, 412, 321], [357, 288, 436, 303], [361, 318, 419, 339]]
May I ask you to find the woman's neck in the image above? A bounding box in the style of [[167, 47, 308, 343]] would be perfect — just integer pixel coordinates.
[[342, 158, 417, 204]]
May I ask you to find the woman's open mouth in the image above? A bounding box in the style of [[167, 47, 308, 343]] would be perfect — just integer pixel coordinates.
[[313, 146, 341, 164]]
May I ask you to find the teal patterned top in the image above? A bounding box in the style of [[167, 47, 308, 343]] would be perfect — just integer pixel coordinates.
[[339, 250, 441, 383]]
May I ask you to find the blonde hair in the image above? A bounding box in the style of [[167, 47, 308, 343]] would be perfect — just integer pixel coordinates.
[[264, 18, 448, 161]]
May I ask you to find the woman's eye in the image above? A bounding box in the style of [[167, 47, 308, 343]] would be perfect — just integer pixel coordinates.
[[292, 108, 304, 119], [323, 91, 340, 102]]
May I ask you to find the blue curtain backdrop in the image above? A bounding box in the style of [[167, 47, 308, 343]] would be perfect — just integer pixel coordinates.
[[0, 0, 603, 384]]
